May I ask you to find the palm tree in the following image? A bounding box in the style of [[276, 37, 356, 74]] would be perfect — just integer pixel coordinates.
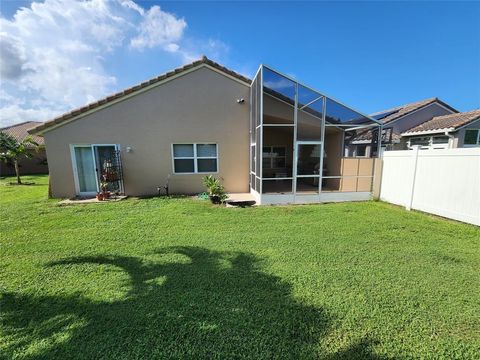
[[0, 131, 40, 184]]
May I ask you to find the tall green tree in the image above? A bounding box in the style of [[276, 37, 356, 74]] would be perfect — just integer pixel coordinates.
[[0, 131, 40, 184]]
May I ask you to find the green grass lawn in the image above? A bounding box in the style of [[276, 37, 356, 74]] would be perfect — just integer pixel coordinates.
[[1, 175, 479, 359]]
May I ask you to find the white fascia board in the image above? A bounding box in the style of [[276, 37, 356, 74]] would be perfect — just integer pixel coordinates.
[[401, 128, 455, 136], [350, 140, 372, 144]]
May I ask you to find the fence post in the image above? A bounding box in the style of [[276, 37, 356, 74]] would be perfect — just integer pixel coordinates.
[[406, 146, 420, 211]]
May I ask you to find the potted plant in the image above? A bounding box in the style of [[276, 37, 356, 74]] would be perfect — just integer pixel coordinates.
[[96, 192, 104, 201], [100, 178, 110, 199], [202, 175, 227, 204]]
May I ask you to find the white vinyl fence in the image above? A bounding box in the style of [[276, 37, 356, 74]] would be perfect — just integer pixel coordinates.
[[380, 147, 480, 226]]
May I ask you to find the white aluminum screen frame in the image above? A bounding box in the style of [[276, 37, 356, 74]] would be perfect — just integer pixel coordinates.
[[248, 64, 383, 203]]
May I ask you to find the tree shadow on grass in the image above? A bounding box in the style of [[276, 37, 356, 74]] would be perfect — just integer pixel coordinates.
[[1, 247, 386, 359]]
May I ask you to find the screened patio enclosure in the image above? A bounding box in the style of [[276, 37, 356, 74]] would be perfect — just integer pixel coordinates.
[[249, 65, 382, 205]]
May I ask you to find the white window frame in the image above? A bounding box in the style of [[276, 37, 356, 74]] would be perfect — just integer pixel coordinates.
[[407, 135, 450, 150], [464, 129, 480, 147], [171, 143, 218, 174], [70, 143, 122, 196], [262, 145, 287, 169]]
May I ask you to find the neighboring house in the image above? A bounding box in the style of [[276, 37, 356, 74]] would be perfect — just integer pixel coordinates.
[[346, 97, 458, 156], [401, 110, 480, 149], [0, 121, 48, 177], [28, 57, 382, 204]]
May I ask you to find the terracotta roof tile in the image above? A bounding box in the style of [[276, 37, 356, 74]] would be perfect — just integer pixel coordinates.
[[1, 121, 44, 146], [370, 97, 457, 124], [29, 56, 251, 135], [403, 109, 480, 134]]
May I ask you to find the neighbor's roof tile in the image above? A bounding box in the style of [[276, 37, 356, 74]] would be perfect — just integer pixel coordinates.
[[403, 109, 480, 134], [370, 97, 457, 124], [1, 121, 44, 147]]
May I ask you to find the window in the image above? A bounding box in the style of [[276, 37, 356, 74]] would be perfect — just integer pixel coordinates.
[[262, 146, 286, 169], [409, 137, 430, 148], [172, 144, 218, 174], [432, 136, 449, 144], [355, 145, 367, 157], [464, 129, 480, 146], [408, 135, 451, 150]]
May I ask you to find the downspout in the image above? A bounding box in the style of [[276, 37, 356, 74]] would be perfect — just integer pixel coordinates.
[[445, 130, 454, 149]]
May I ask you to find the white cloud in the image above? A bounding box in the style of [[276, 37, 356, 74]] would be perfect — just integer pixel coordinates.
[[0, 0, 208, 127], [0, 33, 28, 80], [0, 103, 61, 128], [130, 5, 186, 51]]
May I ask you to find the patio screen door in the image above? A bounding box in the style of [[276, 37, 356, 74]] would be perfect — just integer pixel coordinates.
[[295, 141, 323, 195]]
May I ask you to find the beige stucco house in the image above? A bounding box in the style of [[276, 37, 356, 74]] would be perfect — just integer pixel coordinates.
[[29, 57, 383, 204], [346, 98, 458, 156], [401, 110, 480, 149], [348, 98, 480, 155]]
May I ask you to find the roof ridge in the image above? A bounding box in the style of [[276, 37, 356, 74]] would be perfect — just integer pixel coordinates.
[[369, 97, 438, 116], [403, 109, 480, 134], [1, 120, 41, 131], [432, 108, 480, 119]]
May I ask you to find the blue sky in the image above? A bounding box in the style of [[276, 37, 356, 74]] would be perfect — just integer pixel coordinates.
[[1, 1, 479, 126]]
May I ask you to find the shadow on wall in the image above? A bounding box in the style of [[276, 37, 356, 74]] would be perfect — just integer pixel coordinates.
[[1, 247, 386, 359]]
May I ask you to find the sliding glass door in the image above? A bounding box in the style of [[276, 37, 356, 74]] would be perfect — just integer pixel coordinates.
[[72, 144, 120, 196], [73, 146, 97, 194]]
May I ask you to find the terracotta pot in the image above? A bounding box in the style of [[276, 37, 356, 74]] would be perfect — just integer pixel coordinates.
[[96, 193, 104, 201]]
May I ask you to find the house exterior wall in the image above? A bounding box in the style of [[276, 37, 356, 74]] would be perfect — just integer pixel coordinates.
[[384, 103, 455, 150], [43, 66, 250, 198], [452, 119, 480, 148], [402, 119, 480, 149], [389, 103, 454, 135], [0, 148, 48, 176]]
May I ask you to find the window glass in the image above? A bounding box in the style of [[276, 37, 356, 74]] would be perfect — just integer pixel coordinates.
[[197, 144, 217, 157], [173, 143, 217, 174], [250, 145, 255, 174], [174, 159, 194, 173], [410, 137, 430, 146], [262, 67, 295, 125], [464, 130, 479, 145], [296, 177, 319, 193], [197, 159, 217, 172], [297, 85, 323, 140], [297, 144, 322, 176], [262, 67, 295, 102], [173, 144, 194, 157], [325, 98, 376, 126], [262, 146, 287, 172], [272, 157, 286, 168], [356, 145, 367, 157], [262, 179, 292, 194], [272, 146, 286, 156], [255, 131, 261, 176], [432, 136, 449, 144]]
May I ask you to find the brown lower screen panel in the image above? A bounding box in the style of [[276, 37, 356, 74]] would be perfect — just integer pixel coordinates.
[[322, 176, 373, 192]]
